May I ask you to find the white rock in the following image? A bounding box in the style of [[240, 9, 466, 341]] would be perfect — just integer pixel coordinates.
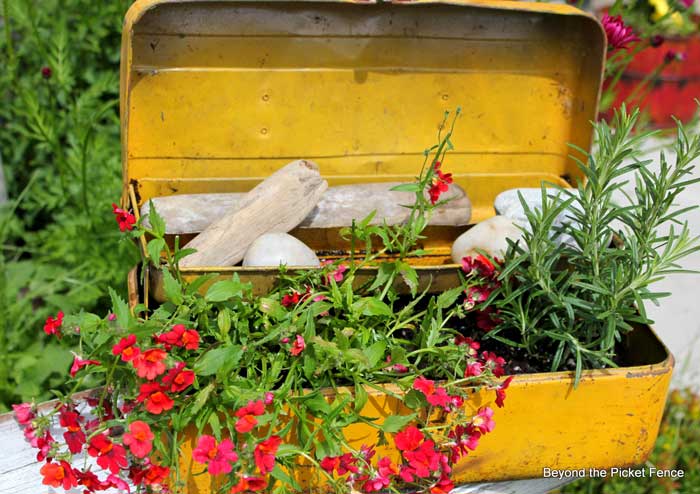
[[243, 233, 320, 267], [451, 216, 523, 263], [494, 187, 579, 246]]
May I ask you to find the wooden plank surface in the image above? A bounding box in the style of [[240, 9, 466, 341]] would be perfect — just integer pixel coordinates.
[[0, 408, 570, 494]]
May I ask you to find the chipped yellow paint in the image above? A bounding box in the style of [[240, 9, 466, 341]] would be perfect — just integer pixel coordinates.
[[119, 1, 672, 487]]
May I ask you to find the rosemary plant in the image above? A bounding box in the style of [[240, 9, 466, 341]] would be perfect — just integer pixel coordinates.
[[489, 106, 700, 383]]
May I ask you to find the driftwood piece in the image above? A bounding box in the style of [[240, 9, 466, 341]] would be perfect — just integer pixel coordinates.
[[178, 160, 328, 268], [141, 183, 471, 234]]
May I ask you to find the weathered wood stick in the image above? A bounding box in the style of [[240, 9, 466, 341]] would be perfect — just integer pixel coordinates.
[[178, 160, 328, 268], [142, 183, 471, 234]]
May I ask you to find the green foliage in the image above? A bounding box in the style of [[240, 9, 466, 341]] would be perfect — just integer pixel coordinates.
[[0, 0, 137, 410], [559, 388, 700, 494], [489, 106, 700, 384]]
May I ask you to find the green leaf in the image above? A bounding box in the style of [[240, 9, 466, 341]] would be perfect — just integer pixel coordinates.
[[390, 183, 422, 193], [205, 275, 250, 302], [108, 287, 130, 329], [397, 262, 419, 296], [208, 413, 221, 440], [380, 413, 417, 433], [147, 238, 165, 265], [363, 341, 387, 368], [436, 286, 463, 309], [403, 389, 426, 409], [354, 383, 368, 413], [270, 465, 301, 491], [190, 382, 215, 416], [303, 393, 331, 415], [161, 268, 183, 305], [352, 297, 392, 317], [194, 345, 242, 376], [148, 200, 166, 238]]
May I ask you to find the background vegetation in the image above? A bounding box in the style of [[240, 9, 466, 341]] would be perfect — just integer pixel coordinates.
[[0, 0, 697, 492], [0, 0, 136, 410]]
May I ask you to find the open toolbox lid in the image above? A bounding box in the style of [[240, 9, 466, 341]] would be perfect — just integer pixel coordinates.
[[120, 0, 606, 224]]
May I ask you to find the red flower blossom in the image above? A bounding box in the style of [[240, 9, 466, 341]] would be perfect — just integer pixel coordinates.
[[112, 334, 140, 362], [156, 324, 200, 350], [36, 430, 55, 462], [428, 161, 453, 205], [470, 407, 495, 434], [362, 456, 397, 492], [137, 382, 174, 414], [112, 203, 136, 232], [75, 469, 110, 492], [403, 440, 441, 478], [123, 420, 154, 458], [281, 290, 302, 307], [162, 362, 195, 393], [132, 348, 167, 380], [431, 474, 455, 494], [461, 254, 497, 278], [495, 375, 514, 408], [43, 311, 64, 337], [448, 425, 480, 462], [264, 392, 274, 405], [254, 435, 282, 474], [107, 473, 130, 491], [413, 376, 435, 397], [41, 66, 53, 79], [482, 351, 506, 377], [40, 460, 78, 489], [394, 426, 424, 452], [87, 434, 128, 474], [69, 355, 101, 377], [142, 463, 170, 486], [231, 476, 268, 493], [454, 335, 480, 356], [476, 306, 502, 332], [320, 456, 340, 473], [59, 409, 85, 454], [464, 285, 492, 309], [192, 435, 239, 475], [601, 14, 639, 51], [12, 403, 35, 425], [465, 361, 484, 378], [413, 376, 453, 409], [290, 334, 306, 356], [234, 400, 265, 433]]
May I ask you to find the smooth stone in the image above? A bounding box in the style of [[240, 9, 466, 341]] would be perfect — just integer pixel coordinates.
[[451, 216, 523, 263], [242, 233, 320, 267]]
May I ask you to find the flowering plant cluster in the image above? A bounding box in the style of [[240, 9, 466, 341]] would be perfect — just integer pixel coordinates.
[[13, 111, 515, 494]]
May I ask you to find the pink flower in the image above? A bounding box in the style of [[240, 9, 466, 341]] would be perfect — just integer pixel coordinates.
[[264, 392, 274, 405], [482, 351, 506, 377], [465, 361, 484, 377], [43, 311, 64, 337], [681, 0, 694, 8], [290, 334, 306, 356], [234, 400, 265, 433], [461, 254, 497, 278], [12, 403, 35, 426], [192, 435, 238, 475], [471, 407, 496, 434], [322, 261, 348, 284], [253, 435, 282, 474], [448, 425, 480, 462], [495, 376, 514, 408], [69, 355, 101, 377], [123, 421, 154, 458], [601, 14, 639, 51]]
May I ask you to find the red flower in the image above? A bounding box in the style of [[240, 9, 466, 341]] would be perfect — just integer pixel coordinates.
[[59, 409, 85, 454], [290, 334, 306, 356], [40, 460, 78, 489], [107, 473, 130, 491], [394, 426, 424, 452], [454, 335, 480, 356], [132, 348, 167, 380], [403, 440, 441, 478], [254, 435, 282, 474], [448, 424, 480, 462], [465, 361, 484, 378], [112, 203, 136, 232], [413, 376, 452, 409], [320, 456, 340, 473], [12, 403, 35, 425], [69, 355, 101, 377], [476, 306, 502, 332], [143, 463, 170, 486], [461, 254, 496, 278], [192, 435, 239, 475], [87, 434, 128, 474], [123, 420, 154, 458], [43, 311, 64, 337], [41, 66, 53, 79], [601, 14, 639, 51], [413, 376, 435, 396], [495, 375, 514, 408], [234, 400, 265, 433], [281, 290, 302, 308], [231, 476, 268, 493], [137, 382, 174, 414], [482, 351, 506, 377], [156, 324, 200, 350], [36, 430, 55, 462], [464, 285, 492, 309], [75, 469, 110, 492], [431, 474, 455, 494], [162, 362, 195, 393], [428, 161, 453, 205], [112, 334, 140, 362], [470, 407, 495, 434]]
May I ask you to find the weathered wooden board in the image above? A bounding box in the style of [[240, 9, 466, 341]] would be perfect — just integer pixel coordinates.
[[140, 183, 471, 235], [0, 405, 570, 494], [179, 160, 328, 268]]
